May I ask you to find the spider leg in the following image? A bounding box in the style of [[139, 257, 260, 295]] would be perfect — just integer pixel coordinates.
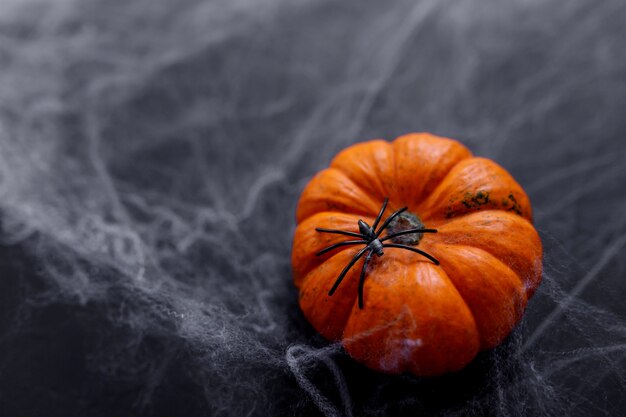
[[375, 206, 408, 236], [316, 240, 367, 256], [382, 243, 440, 265], [328, 245, 371, 296], [370, 198, 389, 232], [358, 249, 375, 309], [380, 228, 438, 242], [315, 228, 365, 239]]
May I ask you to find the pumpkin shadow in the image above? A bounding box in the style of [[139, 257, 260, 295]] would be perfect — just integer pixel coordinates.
[[334, 345, 509, 416]]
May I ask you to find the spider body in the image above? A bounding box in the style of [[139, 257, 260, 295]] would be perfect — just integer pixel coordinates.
[[357, 220, 384, 256], [315, 198, 439, 309]]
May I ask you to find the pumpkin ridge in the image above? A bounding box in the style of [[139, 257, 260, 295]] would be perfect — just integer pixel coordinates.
[[296, 167, 382, 223], [297, 242, 375, 288], [430, 243, 528, 349], [432, 209, 542, 296], [342, 260, 480, 374], [435, 243, 525, 297], [390, 133, 473, 208], [298, 249, 368, 340], [329, 140, 395, 201], [427, 262, 481, 346], [292, 211, 378, 284], [416, 157, 533, 222]]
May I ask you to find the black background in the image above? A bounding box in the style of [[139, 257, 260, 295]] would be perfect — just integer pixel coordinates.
[[1, 0, 625, 416]]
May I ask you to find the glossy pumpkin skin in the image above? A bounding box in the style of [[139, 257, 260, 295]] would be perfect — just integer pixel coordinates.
[[291, 133, 542, 376]]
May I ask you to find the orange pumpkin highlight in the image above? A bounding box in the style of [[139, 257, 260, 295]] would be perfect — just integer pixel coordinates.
[[291, 133, 542, 376]]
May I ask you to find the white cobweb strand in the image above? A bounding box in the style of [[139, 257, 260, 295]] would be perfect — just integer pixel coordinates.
[[287, 344, 353, 417], [523, 235, 626, 352], [0, 0, 625, 415]]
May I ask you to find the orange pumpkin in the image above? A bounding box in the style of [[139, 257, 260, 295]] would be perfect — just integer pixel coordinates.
[[291, 133, 542, 376]]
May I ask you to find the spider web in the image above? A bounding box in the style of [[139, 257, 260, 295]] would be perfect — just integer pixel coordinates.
[[0, 0, 625, 415]]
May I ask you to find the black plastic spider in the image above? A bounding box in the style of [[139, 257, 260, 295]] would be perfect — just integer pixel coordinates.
[[315, 198, 439, 309]]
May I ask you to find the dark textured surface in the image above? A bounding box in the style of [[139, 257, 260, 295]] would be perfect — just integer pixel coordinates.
[[1, 0, 625, 416]]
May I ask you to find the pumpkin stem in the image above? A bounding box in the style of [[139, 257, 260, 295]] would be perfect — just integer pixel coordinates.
[[375, 206, 408, 236], [385, 211, 432, 245]]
